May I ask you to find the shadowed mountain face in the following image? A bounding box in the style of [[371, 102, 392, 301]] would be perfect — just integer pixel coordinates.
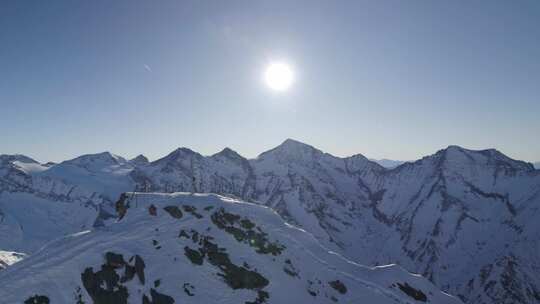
[[1, 139, 539, 303]]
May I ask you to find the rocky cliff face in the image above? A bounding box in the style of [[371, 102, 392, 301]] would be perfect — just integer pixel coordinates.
[[1, 140, 539, 303]]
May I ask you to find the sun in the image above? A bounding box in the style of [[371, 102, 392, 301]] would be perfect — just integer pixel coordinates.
[[264, 62, 294, 91]]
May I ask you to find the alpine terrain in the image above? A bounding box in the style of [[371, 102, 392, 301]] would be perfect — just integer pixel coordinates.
[[1, 139, 539, 304], [0, 192, 461, 304]]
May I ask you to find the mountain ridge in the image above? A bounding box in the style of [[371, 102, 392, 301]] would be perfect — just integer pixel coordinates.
[[1, 140, 539, 303]]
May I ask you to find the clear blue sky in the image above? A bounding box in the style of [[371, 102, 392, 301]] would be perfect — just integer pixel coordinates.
[[1, 1, 539, 163]]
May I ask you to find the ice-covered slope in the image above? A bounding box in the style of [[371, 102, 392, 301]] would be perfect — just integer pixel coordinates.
[[0, 192, 462, 304]]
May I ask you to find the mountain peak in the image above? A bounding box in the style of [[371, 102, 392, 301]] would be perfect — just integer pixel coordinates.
[[431, 145, 534, 171], [212, 147, 244, 160], [281, 138, 313, 148], [273, 138, 319, 154], [55, 152, 134, 175], [0, 154, 38, 166], [130, 154, 149, 166], [153, 147, 202, 165], [257, 139, 323, 161], [168, 147, 199, 157], [65, 152, 124, 164], [445, 144, 465, 151]]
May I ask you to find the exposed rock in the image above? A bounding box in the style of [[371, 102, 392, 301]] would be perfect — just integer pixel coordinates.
[[81, 265, 129, 304], [163, 206, 183, 219], [149, 204, 157, 216], [397, 282, 427, 302], [142, 289, 174, 304], [24, 295, 50, 304], [183, 283, 195, 296], [182, 205, 203, 219], [211, 208, 285, 255], [328, 280, 347, 294]]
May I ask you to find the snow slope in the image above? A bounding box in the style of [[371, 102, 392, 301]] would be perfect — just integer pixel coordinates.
[[0, 192, 462, 304]]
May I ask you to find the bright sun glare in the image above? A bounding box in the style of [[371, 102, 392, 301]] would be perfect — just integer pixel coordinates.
[[264, 62, 294, 91]]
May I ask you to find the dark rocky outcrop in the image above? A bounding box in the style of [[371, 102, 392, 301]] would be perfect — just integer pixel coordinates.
[[283, 259, 299, 277], [115, 193, 129, 220], [81, 252, 146, 304], [182, 205, 203, 219], [183, 283, 195, 296], [24, 295, 50, 304], [180, 230, 269, 291], [163, 206, 183, 219], [81, 265, 129, 304], [134, 255, 146, 284], [142, 289, 174, 304], [397, 282, 427, 302], [184, 246, 204, 265], [328, 280, 347, 294], [149, 204, 157, 216], [211, 208, 285, 255]]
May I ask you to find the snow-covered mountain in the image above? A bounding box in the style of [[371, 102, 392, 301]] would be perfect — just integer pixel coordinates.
[[130, 154, 149, 167], [0, 152, 132, 252], [534, 162, 540, 169], [1, 140, 539, 303], [0, 192, 462, 304], [370, 158, 407, 169]]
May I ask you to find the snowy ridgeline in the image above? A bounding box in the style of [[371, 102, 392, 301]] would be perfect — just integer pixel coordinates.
[[0, 192, 462, 304], [0, 140, 539, 304]]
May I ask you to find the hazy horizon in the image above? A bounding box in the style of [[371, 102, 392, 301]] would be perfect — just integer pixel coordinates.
[[1, 1, 539, 163]]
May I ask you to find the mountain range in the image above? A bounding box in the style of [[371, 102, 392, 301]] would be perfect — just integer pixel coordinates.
[[1, 139, 539, 304]]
